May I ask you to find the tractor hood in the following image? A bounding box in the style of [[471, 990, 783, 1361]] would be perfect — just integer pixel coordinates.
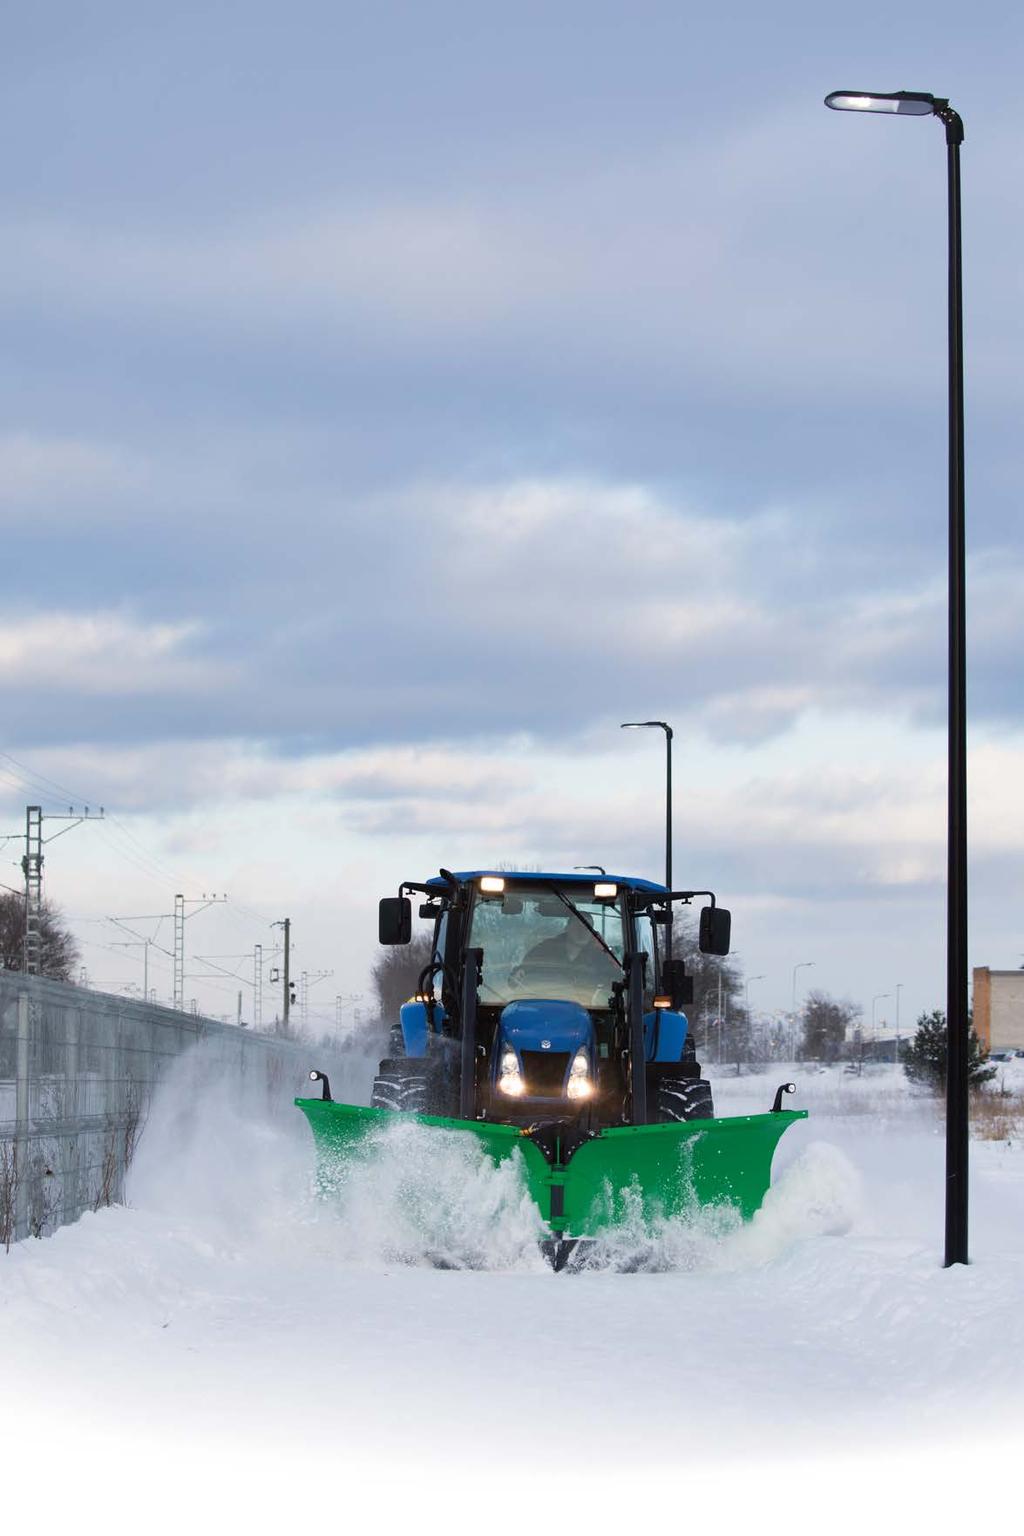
[[498, 999, 593, 1053]]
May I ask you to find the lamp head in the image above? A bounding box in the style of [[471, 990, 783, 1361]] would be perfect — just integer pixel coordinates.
[[824, 88, 962, 145], [824, 89, 938, 115], [620, 719, 672, 735]]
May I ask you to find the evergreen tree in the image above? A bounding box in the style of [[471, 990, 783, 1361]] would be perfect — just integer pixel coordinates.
[[900, 1008, 996, 1090]]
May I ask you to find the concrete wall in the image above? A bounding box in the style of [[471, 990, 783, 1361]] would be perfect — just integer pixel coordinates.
[[0, 972, 358, 1247], [973, 968, 1024, 1052]]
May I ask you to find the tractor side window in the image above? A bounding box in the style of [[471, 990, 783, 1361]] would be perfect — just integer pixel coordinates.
[[634, 912, 658, 1009], [432, 911, 449, 1001]]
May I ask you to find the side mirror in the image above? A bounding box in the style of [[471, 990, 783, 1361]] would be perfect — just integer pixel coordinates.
[[379, 896, 412, 945], [660, 957, 693, 1008], [698, 905, 731, 956]]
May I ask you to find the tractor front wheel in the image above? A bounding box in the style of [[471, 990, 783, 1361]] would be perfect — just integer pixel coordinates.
[[370, 1058, 430, 1112], [370, 1056, 457, 1116]]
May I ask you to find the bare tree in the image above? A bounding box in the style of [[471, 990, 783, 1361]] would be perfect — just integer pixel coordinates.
[[371, 933, 435, 1028], [800, 990, 860, 1063], [673, 919, 747, 1059], [0, 893, 80, 980]]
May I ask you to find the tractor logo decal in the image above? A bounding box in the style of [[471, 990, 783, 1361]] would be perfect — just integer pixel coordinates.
[[541, 1040, 551, 1049]]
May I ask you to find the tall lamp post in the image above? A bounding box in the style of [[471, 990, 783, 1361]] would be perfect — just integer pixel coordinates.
[[824, 88, 969, 1268], [621, 721, 673, 951]]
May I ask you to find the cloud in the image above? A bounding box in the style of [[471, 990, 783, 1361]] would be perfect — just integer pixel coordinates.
[[2, 474, 1021, 756], [4, 101, 1019, 419], [0, 433, 149, 519], [16, 717, 1024, 908], [0, 611, 227, 696]]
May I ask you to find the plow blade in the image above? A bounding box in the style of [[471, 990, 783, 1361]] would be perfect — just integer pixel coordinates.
[[297, 1097, 806, 1244]]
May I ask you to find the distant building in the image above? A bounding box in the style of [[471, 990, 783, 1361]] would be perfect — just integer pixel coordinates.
[[973, 968, 1024, 1052]]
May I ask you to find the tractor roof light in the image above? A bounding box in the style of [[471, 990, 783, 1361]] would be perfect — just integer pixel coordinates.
[[479, 876, 506, 894], [594, 882, 618, 899]]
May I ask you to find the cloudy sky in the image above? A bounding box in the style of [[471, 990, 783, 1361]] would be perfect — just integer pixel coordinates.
[[2, 1, 1021, 1033]]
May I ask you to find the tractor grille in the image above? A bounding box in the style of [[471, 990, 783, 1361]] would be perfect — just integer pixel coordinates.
[[520, 1050, 570, 1097]]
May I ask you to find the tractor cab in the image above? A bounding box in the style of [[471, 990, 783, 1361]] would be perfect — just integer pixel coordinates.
[[375, 869, 731, 1129]]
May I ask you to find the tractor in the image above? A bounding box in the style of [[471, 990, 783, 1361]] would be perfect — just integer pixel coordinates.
[[297, 869, 805, 1268]]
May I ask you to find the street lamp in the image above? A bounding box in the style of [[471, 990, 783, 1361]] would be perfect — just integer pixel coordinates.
[[871, 992, 891, 1070], [872, 992, 890, 1052], [792, 960, 815, 1008], [621, 720, 673, 948], [791, 960, 814, 1063], [824, 87, 969, 1269], [745, 974, 765, 1014]]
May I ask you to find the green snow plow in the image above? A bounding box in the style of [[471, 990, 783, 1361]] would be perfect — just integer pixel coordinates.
[[296, 869, 806, 1268]]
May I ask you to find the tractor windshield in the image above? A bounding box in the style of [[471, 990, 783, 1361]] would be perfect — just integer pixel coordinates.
[[468, 885, 625, 1010]]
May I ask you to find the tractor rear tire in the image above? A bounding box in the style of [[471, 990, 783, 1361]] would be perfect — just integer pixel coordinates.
[[656, 1077, 714, 1122]]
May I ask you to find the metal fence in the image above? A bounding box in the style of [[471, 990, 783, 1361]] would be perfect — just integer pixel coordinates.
[[0, 972, 353, 1247]]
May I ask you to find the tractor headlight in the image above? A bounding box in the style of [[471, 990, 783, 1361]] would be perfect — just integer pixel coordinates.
[[497, 1045, 525, 1097], [566, 1047, 593, 1101]]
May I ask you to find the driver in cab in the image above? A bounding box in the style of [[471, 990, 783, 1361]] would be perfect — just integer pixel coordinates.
[[520, 915, 620, 999]]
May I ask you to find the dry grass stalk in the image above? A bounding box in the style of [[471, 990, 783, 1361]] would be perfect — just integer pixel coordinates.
[[971, 1088, 1024, 1143]]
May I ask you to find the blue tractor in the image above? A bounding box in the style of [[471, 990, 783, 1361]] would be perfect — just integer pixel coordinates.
[[298, 868, 803, 1268], [369, 869, 719, 1125]]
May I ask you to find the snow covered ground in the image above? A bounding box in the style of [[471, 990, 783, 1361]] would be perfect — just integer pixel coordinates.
[[2, 1048, 1022, 1533]]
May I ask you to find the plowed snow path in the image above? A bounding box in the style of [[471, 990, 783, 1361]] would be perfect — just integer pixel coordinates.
[[2, 1059, 1022, 1530]]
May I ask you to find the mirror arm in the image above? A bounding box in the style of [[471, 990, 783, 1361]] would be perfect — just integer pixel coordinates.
[[630, 888, 718, 914]]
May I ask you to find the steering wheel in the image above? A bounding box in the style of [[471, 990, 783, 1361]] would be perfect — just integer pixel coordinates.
[[505, 963, 610, 1010], [507, 959, 565, 991]]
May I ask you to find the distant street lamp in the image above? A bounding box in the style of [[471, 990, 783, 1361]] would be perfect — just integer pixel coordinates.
[[824, 87, 969, 1269], [792, 960, 815, 1008], [740, 975, 765, 1076], [791, 961, 814, 1062], [872, 991, 890, 1042]]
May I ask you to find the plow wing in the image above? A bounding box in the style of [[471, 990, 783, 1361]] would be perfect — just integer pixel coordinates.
[[296, 1098, 806, 1243]]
